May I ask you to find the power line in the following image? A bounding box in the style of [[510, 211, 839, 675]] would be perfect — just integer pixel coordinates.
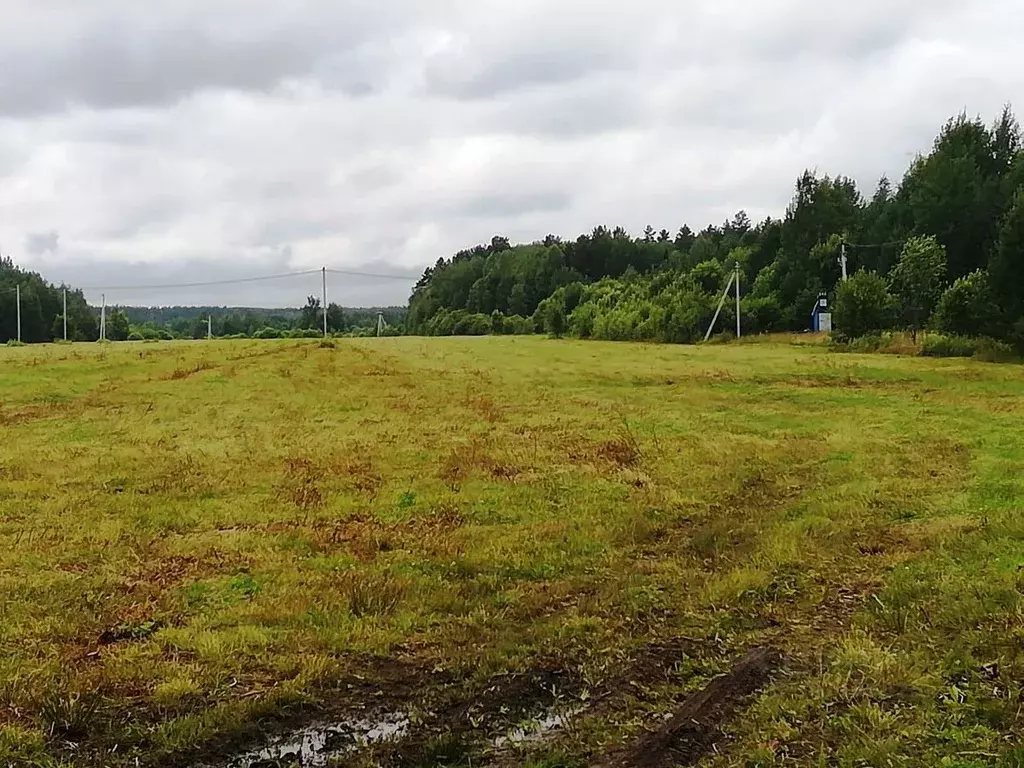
[[326, 268, 419, 281], [78, 268, 323, 293], [73, 266, 421, 293], [844, 239, 906, 249]]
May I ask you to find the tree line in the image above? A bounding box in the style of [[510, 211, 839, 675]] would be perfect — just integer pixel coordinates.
[[0, 269, 406, 343], [115, 302, 406, 340], [0, 257, 97, 343], [408, 108, 1024, 348]]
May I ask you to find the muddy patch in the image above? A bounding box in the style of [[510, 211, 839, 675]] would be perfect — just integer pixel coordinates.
[[227, 711, 410, 767], [493, 705, 585, 749], [210, 637, 723, 768], [593, 646, 783, 768]]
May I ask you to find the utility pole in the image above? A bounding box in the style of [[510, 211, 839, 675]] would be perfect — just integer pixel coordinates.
[[15, 284, 21, 343], [208, 316, 213, 340], [321, 267, 328, 338], [100, 294, 106, 341], [840, 240, 849, 282], [63, 288, 67, 342], [704, 272, 736, 342], [377, 312, 384, 338], [735, 262, 741, 339]]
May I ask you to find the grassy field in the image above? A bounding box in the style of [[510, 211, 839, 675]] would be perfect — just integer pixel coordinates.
[[1, 336, 1024, 767]]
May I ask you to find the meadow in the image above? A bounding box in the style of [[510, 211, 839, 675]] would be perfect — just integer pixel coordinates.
[[1, 336, 1023, 767]]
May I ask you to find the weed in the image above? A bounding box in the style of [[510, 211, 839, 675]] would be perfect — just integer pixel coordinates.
[[339, 571, 408, 617], [229, 573, 261, 599], [35, 689, 102, 740]]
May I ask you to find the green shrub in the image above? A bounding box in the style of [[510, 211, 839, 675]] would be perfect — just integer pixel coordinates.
[[253, 327, 282, 340], [502, 314, 536, 336], [706, 331, 735, 345], [848, 333, 886, 353], [127, 332, 144, 341], [974, 337, 1017, 362], [833, 271, 898, 338], [921, 335, 979, 358], [932, 270, 1000, 338], [919, 334, 1015, 361], [5, 339, 25, 347]]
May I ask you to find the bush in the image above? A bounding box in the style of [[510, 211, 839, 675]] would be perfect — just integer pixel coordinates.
[[705, 331, 735, 345], [847, 333, 885, 352], [921, 335, 978, 358], [932, 270, 1000, 339], [974, 337, 1017, 362], [833, 271, 897, 338], [253, 327, 282, 340], [283, 329, 322, 339], [127, 332, 144, 341], [502, 315, 536, 336], [452, 312, 490, 336], [5, 339, 25, 347], [921, 335, 1015, 362], [157, 330, 174, 341]]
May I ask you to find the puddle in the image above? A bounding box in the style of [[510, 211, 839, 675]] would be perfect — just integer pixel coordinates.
[[228, 712, 409, 767], [493, 706, 584, 749]]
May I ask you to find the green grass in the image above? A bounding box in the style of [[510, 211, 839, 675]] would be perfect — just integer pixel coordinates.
[[1, 337, 1023, 766]]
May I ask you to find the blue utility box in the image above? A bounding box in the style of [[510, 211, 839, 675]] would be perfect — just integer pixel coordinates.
[[811, 293, 832, 332]]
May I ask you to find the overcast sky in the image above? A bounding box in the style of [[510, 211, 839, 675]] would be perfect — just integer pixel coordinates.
[[1, 1, 1022, 307]]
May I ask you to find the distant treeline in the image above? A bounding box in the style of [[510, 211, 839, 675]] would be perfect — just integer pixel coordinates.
[[408, 108, 1024, 348], [0, 256, 97, 343], [0, 272, 406, 343], [115, 303, 407, 340]]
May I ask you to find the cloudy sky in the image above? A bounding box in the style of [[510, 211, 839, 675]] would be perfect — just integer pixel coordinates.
[[1, 1, 1022, 307]]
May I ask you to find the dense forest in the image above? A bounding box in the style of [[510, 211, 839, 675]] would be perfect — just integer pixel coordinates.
[[0, 257, 97, 343], [408, 108, 1024, 349]]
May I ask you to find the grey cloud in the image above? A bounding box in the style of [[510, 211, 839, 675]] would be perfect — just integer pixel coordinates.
[[0, 1, 432, 116], [455, 191, 572, 220], [256, 219, 341, 248], [25, 230, 60, 255], [424, 44, 624, 101], [487, 75, 643, 138]]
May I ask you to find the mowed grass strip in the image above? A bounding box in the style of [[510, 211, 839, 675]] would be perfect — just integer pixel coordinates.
[[0, 337, 1021, 766]]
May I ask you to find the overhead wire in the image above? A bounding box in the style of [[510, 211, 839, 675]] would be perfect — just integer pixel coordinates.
[[69, 266, 421, 293], [843, 239, 906, 249], [77, 268, 324, 293], [326, 267, 420, 281]]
